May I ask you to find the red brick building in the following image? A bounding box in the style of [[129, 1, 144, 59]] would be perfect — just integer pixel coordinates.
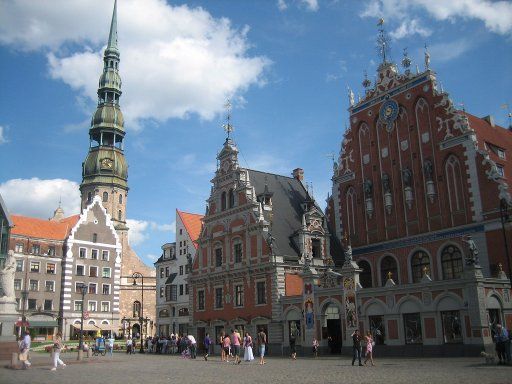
[[329, 45, 512, 354]]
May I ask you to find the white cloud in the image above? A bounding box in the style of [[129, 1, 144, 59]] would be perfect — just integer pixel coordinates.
[[126, 218, 175, 246], [301, 0, 319, 11], [0, 126, 6, 144], [0, 0, 270, 129], [390, 19, 432, 39], [361, 0, 512, 35], [0, 178, 80, 219], [145, 254, 159, 262], [277, 0, 319, 12], [277, 0, 288, 11], [426, 39, 472, 62]]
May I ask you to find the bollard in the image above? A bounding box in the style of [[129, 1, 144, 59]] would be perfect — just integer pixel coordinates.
[[11, 352, 18, 369]]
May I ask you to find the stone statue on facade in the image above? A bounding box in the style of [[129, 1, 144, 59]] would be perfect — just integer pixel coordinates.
[[348, 87, 355, 107], [266, 232, 275, 256], [382, 173, 391, 193], [363, 179, 373, 196], [462, 235, 479, 266], [424, 160, 433, 181], [402, 168, 413, 187], [0, 251, 16, 300]]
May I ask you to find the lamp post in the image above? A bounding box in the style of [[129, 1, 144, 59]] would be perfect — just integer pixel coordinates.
[[20, 290, 28, 334], [78, 284, 88, 351], [132, 272, 144, 353], [499, 198, 512, 286], [121, 316, 126, 339]]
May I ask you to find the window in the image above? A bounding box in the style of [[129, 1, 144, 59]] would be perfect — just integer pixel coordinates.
[[118, 210, 122, 221], [101, 302, 110, 312], [179, 229, 183, 236], [46, 263, 56, 274], [44, 299, 52, 311], [411, 251, 430, 283], [16, 260, 23, 272], [102, 284, 110, 295], [358, 260, 372, 288], [30, 261, 40, 273], [166, 285, 177, 301], [311, 238, 321, 258], [498, 148, 506, 160], [14, 279, 21, 290], [16, 298, 20, 310], [497, 164, 505, 178], [103, 192, 108, 202], [89, 283, 97, 294], [102, 267, 111, 278], [76, 265, 85, 276], [441, 245, 463, 280], [215, 287, 223, 309], [133, 301, 141, 318], [403, 313, 423, 344], [256, 281, 266, 304], [31, 244, 40, 255], [48, 246, 55, 256], [93, 233, 98, 243], [235, 284, 244, 307], [87, 192, 92, 203], [88, 301, 97, 312], [75, 282, 85, 292], [185, 284, 189, 295], [79, 248, 87, 259], [179, 284, 184, 296], [160, 268, 164, 278], [15, 243, 23, 253], [29, 280, 38, 291], [102, 250, 109, 261], [160, 287, 164, 298], [215, 248, 222, 267], [380, 256, 398, 286], [221, 191, 227, 211], [185, 264, 191, 274], [234, 242, 243, 263], [228, 189, 235, 208], [119, 194, 123, 204], [91, 249, 98, 260], [165, 267, 169, 277], [179, 266, 183, 275], [198, 290, 205, 310], [45, 281, 55, 292], [28, 299, 37, 310], [89, 266, 98, 277], [74, 301, 83, 311], [441, 310, 463, 343]]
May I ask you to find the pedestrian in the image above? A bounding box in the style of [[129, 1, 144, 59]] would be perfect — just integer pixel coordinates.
[[222, 332, 231, 363], [351, 329, 363, 366], [187, 334, 197, 359], [289, 322, 298, 360], [108, 335, 115, 356], [257, 328, 267, 365], [126, 336, 133, 354], [363, 331, 375, 366], [494, 324, 508, 365], [231, 329, 242, 364], [50, 331, 66, 371], [312, 338, 319, 358], [203, 333, 211, 361], [243, 332, 254, 362], [19, 331, 31, 369]]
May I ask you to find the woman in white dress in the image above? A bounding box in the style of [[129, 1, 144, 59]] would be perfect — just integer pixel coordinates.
[[243, 332, 254, 362]]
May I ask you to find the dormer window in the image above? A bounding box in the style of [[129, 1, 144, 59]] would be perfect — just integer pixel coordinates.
[[498, 148, 506, 159], [311, 238, 321, 258]]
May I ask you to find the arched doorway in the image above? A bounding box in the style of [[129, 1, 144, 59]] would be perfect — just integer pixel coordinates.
[[132, 323, 141, 339], [322, 304, 342, 353]]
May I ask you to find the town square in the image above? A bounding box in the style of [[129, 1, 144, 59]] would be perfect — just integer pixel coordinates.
[[0, 0, 511, 383]]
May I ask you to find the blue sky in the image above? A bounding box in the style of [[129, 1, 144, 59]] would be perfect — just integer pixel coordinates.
[[0, 0, 511, 266]]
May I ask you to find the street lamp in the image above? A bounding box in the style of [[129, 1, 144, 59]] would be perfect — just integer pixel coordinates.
[[132, 272, 144, 353], [20, 289, 28, 334], [78, 284, 88, 351], [499, 198, 512, 286]]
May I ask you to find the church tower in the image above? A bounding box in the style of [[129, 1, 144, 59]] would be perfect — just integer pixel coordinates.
[[80, 0, 128, 231]]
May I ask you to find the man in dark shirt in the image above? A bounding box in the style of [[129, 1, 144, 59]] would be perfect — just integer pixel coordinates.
[[351, 329, 363, 366]]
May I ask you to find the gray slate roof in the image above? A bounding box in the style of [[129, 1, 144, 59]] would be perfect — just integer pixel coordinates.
[[247, 169, 310, 258]]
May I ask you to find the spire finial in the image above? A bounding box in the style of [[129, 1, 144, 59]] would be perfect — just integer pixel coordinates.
[[401, 48, 411, 71], [222, 99, 234, 139], [107, 0, 118, 52], [376, 18, 390, 65], [424, 43, 430, 70], [362, 70, 371, 89]]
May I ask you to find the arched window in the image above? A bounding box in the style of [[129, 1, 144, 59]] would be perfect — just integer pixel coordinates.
[[380, 256, 398, 286], [345, 187, 356, 237], [445, 155, 465, 212], [441, 245, 463, 280], [102, 192, 108, 202], [228, 189, 235, 209], [411, 250, 430, 283], [87, 192, 92, 203], [118, 210, 122, 221], [133, 301, 141, 318], [221, 192, 227, 211], [358, 260, 372, 288], [119, 194, 123, 204]]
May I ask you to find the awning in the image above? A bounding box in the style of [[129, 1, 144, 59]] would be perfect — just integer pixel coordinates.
[[28, 321, 58, 327], [72, 324, 100, 331], [96, 324, 118, 331], [165, 273, 177, 284]]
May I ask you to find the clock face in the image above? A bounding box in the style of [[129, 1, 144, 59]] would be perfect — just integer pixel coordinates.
[[101, 158, 113, 169], [379, 99, 399, 129]]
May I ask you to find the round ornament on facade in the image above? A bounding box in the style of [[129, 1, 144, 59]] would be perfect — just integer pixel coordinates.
[[367, 110, 373, 117], [406, 93, 411, 100], [379, 99, 399, 128]]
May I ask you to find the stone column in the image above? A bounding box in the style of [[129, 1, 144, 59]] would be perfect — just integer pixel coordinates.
[[341, 259, 361, 347], [300, 267, 317, 352]]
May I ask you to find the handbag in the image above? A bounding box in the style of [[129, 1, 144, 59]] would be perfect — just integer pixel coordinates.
[[19, 350, 28, 361]]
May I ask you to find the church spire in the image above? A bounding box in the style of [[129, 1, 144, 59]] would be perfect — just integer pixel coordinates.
[[107, 0, 119, 54]]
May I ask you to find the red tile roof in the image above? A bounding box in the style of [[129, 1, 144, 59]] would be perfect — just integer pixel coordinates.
[[11, 214, 80, 240], [177, 210, 203, 249]]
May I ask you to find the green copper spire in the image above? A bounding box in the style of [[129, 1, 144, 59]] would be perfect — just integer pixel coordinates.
[[81, 0, 128, 220]]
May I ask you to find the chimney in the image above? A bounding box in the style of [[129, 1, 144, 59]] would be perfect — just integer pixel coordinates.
[[483, 115, 495, 128], [292, 168, 304, 182]]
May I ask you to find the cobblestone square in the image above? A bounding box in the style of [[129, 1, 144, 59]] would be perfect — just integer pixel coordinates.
[[1, 353, 511, 384]]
